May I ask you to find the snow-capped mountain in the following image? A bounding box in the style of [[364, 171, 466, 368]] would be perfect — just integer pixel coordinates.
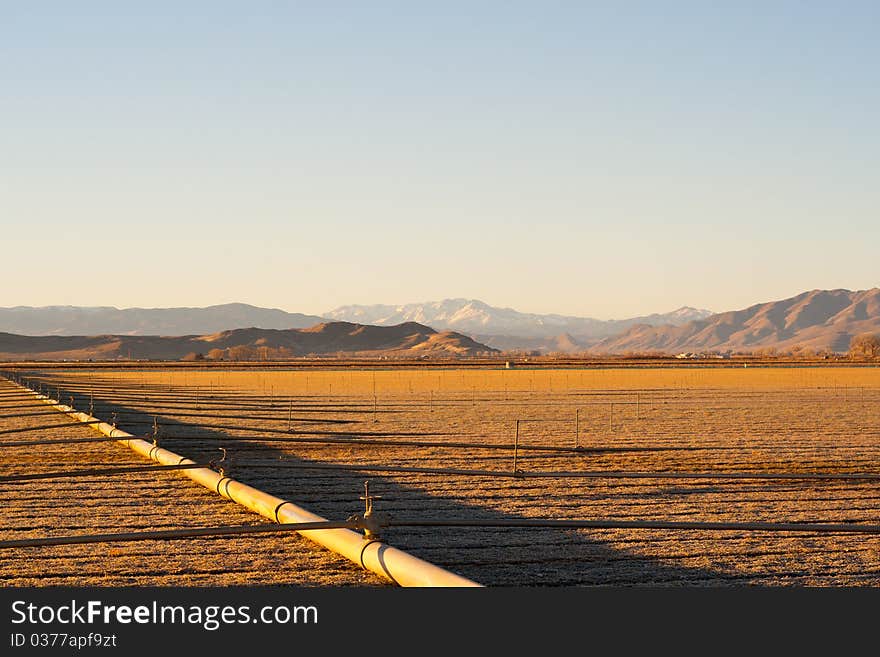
[[324, 299, 712, 342]]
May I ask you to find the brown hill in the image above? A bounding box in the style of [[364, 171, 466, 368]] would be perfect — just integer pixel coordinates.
[[594, 288, 880, 354], [0, 322, 497, 361]]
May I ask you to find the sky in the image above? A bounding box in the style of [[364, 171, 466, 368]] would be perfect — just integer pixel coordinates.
[[2, 1, 878, 320]]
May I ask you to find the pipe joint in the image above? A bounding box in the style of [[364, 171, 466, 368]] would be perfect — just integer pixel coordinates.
[[347, 510, 392, 541]]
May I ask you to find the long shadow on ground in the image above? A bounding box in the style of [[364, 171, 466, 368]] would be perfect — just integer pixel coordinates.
[[31, 373, 733, 587]]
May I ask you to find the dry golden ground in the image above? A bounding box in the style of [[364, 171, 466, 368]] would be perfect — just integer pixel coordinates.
[[4, 365, 880, 586]]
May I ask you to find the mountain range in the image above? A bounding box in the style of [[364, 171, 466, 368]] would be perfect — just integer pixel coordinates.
[[324, 299, 712, 344], [0, 303, 323, 336], [594, 288, 880, 354], [0, 322, 495, 361], [1, 300, 711, 343], [2, 289, 878, 357]]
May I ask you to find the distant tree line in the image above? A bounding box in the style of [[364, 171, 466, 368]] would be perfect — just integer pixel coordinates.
[[180, 347, 491, 361], [500, 342, 878, 360], [849, 333, 880, 360], [179, 336, 879, 362], [182, 346, 298, 361]]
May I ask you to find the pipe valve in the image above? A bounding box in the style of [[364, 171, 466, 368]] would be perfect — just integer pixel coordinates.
[[348, 481, 391, 540]]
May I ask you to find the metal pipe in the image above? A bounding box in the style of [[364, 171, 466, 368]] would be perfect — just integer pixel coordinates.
[[0, 520, 358, 549], [71, 406, 357, 423], [0, 420, 104, 435], [0, 411, 62, 419], [0, 436, 141, 448], [3, 428, 877, 455], [227, 462, 880, 482], [14, 380, 480, 588], [9, 456, 875, 484], [388, 518, 880, 534], [148, 433, 763, 454], [0, 462, 213, 483], [9, 514, 880, 551]]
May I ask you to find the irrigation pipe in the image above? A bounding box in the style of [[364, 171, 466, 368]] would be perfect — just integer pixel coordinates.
[[387, 518, 880, 534], [218, 461, 880, 482], [7, 457, 876, 485], [0, 520, 357, 549], [5, 516, 880, 551], [83, 409, 357, 424], [24, 388, 394, 410], [0, 462, 215, 483], [0, 411, 67, 419], [112, 423, 441, 438], [154, 433, 677, 452], [6, 377, 480, 587], [151, 433, 829, 455], [0, 420, 105, 435], [0, 436, 147, 448], [89, 403, 395, 415]]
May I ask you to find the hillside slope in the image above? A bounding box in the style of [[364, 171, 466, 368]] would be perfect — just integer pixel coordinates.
[[594, 288, 880, 354], [0, 322, 496, 360]]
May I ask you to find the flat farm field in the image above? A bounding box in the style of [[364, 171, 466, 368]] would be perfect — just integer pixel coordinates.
[[5, 364, 880, 586]]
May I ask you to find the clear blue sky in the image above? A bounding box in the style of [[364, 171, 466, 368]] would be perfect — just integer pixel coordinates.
[[3, 2, 878, 319]]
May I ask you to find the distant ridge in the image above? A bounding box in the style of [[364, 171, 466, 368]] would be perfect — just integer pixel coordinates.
[[594, 288, 880, 354], [325, 298, 712, 345], [7, 291, 875, 356], [0, 303, 324, 336], [0, 322, 497, 360], [0, 299, 714, 353]]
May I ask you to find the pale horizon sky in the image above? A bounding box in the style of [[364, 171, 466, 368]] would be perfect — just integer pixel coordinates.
[[3, 2, 878, 320]]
